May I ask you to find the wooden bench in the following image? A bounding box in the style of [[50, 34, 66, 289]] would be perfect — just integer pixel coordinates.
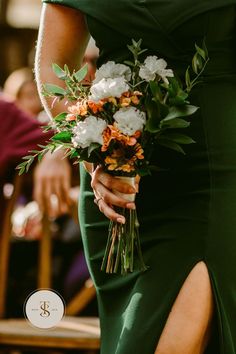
[[0, 174, 100, 353], [0, 316, 100, 351]]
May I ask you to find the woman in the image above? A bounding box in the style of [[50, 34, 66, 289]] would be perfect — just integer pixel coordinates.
[[36, 1, 236, 353]]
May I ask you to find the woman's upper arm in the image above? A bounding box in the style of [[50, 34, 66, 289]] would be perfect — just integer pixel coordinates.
[[36, 3, 90, 75], [35, 3, 90, 114]]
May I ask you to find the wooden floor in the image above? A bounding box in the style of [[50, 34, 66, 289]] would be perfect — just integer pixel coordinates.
[[0, 316, 100, 351]]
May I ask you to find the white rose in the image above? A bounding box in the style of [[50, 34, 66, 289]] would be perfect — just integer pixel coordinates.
[[113, 107, 146, 136], [139, 56, 174, 84], [93, 61, 131, 83], [89, 77, 129, 102], [72, 115, 107, 148]]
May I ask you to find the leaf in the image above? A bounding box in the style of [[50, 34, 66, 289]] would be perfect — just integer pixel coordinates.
[[22, 155, 34, 160], [167, 77, 181, 97], [68, 149, 79, 159], [202, 38, 209, 59], [137, 167, 152, 177], [54, 112, 68, 122], [43, 83, 66, 96], [169, 95, 188, 106], [160, 118, 190, 129], [52, 63, 67, 80], [192, 53, 203, 74], [145, 100, 161, 133], [162, 133, 195, 144], [149, 81, 162, 101], [18, 167, 25, 176], [52, 131, 72, 143], [88, 143, 101, 157], [195, 43, 207, 60], [124, 60, 135, 67], [163, 105, 198, 121], [157, 137, 186, 154], [74, 64, 88, 82], [43, 125, 53, 132], [38, 152, 46, 162], [185, 66, 191, 89]]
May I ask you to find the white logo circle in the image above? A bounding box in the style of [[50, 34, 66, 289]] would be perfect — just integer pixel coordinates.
[[24, 289, 65, 329]]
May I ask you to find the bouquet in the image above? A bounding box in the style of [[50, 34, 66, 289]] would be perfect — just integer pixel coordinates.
[[18, 39, 208, 274]]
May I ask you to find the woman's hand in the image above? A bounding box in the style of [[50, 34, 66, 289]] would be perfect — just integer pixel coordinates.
[[33, 149, 72, 217], [90, 166, 139, 224]]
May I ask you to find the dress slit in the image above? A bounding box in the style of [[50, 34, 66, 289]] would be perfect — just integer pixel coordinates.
[[154, 260, 222, 353]]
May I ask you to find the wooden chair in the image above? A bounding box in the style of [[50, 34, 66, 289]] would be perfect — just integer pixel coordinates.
[[0, 174, 100, 353]]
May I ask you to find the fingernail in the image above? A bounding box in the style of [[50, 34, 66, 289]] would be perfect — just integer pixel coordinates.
[[126, 203, 136, 210], [117, 217, 125, 224]]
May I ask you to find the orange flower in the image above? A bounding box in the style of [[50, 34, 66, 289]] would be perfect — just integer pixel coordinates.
[[68, 100, 88, 116], [118, 91, 143, 107], [102, 125, 137, 152], [104, 143, 144, 173], [120, 97, 131, 107], [131, 95, 140, 105], [66, 113, 77, 121], [133, 91, 142, 96], [88, 100, 104, 114], [107, 97, 118, 105], [131, 91, 142, 105], [134, 143, 144, 159]]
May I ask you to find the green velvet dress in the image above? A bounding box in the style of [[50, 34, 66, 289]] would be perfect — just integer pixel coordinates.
[[42, 1, 236, 353]]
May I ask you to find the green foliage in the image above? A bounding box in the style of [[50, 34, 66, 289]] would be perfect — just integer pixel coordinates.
[[74, 64, 88, 82], [43, 84, 66, 97], [54, 112, 68, 122], [163, 105, 199, 121], [52, 63, 67, 80], [185, 39, 209, 92], [160, 118, 190, 129], [52, 131, 72, 143], [157, 137, 186, 155], [18, 39, 208, 177]]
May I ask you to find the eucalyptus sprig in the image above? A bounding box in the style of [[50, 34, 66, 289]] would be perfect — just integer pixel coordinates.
[[42, 63, 89, 101], [185, 41, 209, 92]]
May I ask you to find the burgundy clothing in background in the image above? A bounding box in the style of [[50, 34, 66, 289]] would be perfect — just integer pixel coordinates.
[[0, 97, 51, 178]]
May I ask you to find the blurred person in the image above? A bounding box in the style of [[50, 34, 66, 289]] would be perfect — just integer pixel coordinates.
[[3, 67, 43, 117], [0, 96, 51, 182], [0, 94, 52, 241]]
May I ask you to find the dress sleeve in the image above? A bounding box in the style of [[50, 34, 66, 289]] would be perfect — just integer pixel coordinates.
[[42, 0, 84, 11]]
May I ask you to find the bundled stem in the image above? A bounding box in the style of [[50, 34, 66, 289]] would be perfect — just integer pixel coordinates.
[[101, 208, 148, 274]]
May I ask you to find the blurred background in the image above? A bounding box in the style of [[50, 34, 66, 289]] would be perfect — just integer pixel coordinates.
[[0, 0, 42, 87], [0, 0, 99, 322]]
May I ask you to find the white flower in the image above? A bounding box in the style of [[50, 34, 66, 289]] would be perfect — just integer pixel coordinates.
[[113, 107, 146, 136], [93, 61, 131, 83], [139, 56, 174, 84], [89, 77, 129, 102], [72, 115, 107, 148]]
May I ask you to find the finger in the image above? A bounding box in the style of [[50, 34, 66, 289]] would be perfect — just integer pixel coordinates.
[[53, 177, 69, 215], [94, 167, 136, 195], [43, 177, 56, 216], [33, 175, 45, 213], [60, 174, 72, 206], [95, 181, 135, 209], [96, 199, 126, 224]]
